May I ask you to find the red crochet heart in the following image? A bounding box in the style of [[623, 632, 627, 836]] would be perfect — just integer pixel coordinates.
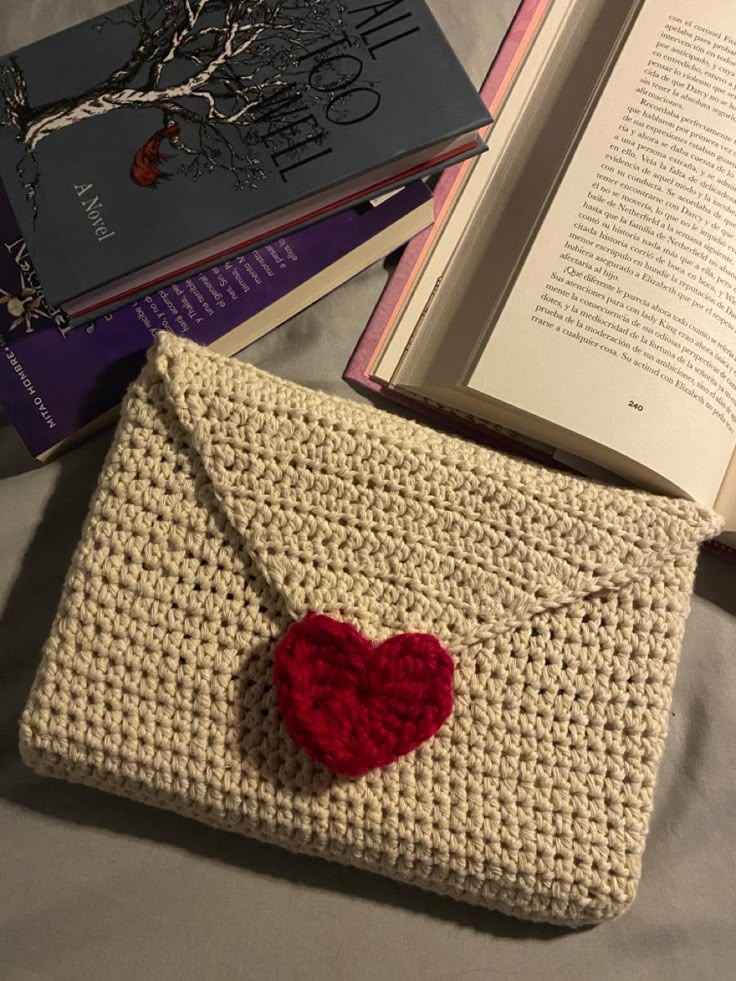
[[273, 613, 455, 778]]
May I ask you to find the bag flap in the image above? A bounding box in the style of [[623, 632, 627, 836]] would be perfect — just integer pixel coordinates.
[[150, 334, 721, 644]]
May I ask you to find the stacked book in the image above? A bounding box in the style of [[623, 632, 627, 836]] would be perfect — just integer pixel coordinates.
[[0, 0, 489, 459]]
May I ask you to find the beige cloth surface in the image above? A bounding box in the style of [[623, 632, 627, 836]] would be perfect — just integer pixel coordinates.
[[1, 1, 735, 978]]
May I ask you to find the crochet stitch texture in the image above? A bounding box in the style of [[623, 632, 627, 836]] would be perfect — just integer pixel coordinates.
[[19, 333, 721, 926]]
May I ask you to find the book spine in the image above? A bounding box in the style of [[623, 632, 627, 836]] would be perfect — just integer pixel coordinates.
[[0, 182, 429, 459], [345, 0, 552, 391]]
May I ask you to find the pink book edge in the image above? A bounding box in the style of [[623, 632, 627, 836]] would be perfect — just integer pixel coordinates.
[[344, 0, 550, 391]]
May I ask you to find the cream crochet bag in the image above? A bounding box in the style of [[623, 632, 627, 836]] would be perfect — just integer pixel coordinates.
[[20, 333, 720, 926]]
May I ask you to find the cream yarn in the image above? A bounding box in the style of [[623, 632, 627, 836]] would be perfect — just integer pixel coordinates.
[[19, 333, 721, 925]]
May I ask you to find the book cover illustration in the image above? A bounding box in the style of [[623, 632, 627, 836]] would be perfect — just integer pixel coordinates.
[[0, 179, 431, 459], [1, 0, 374, 208], [0, 0, 485, 307]]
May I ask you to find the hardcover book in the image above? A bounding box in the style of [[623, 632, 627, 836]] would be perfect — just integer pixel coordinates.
[[346, 0, 736, 557], [0, 0, 488, 324], [0, 179, 433, 460]]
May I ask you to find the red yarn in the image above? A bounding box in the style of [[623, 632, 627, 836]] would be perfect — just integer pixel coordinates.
[[273, 614, 455, 778]]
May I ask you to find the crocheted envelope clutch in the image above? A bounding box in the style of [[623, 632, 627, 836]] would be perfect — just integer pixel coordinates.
[[20, 333, 721, 926]]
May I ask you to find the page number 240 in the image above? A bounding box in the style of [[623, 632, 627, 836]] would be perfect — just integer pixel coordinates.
[[628, 400, 644, 412]]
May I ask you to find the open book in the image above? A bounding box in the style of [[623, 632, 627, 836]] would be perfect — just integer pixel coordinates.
[[349, 0, 736, 551]]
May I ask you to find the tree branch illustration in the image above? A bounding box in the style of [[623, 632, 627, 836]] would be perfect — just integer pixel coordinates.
[[0, 0, 353, 202]]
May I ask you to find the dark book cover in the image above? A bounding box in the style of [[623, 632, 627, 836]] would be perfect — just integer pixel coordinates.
[[0, 0, 488, 310], [0, 179, 432, 459]]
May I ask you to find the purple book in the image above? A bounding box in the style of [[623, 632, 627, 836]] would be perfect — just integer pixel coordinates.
[[0, 180, 432, 460]]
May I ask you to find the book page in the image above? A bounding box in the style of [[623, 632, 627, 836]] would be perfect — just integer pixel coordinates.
[[371, 0, 556, 384], [467, 0, 736, 505], [392, 0, 639, 391]]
